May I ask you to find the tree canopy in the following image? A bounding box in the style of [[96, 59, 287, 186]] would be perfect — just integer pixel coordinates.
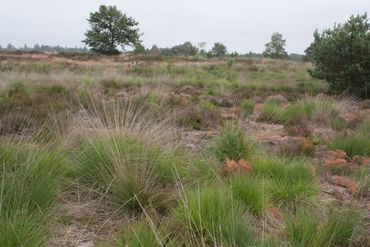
[[211, 42, 227, 57], [306, 13, 370, 98], [263, 32, 288, 59], [83, 5, 141, 55]]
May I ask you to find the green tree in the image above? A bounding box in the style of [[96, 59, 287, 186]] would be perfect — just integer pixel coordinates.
[[211, 42, 227, 57], [133, 43, 146, 54], [170, 41, 198, 56], [83, 5, 141, 55], [263, 32, 288, 59], [306, 13, 370, 98]]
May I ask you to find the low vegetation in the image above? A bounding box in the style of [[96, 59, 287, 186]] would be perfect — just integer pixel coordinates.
[[0, 54, 368, 246]]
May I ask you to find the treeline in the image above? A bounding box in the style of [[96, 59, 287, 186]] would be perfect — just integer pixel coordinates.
[[0, 43, 89, 53], [142, 42, 304, 61], [0, 42, 305, 61]]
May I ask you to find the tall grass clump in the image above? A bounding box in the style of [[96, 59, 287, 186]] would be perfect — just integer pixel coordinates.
[[330, 134, 370, 158], [173, 187, 255, 246], [251, 156, 318, 210], [240, 99, 255, 117], [279, 97, 338, 126], [230, 175, 271, 215], [115, 219, 177, 247], [318, 209, 362, 246], [72, 132, 182, 213], [257, 100, 281, 123], [0, 141, 65, 246], [286, 209, 362, 247], [285, 211, 321, 247], [212, 124, 256, 162]]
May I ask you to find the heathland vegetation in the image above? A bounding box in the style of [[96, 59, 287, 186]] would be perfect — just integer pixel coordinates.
[[0, 5, 369, 247]]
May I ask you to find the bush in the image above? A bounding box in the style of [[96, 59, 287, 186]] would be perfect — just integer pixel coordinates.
[[173, 187, 254, 246], [306, 13, 370, 98]]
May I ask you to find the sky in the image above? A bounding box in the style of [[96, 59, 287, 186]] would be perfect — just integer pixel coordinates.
[[0, 0, 369, 54]]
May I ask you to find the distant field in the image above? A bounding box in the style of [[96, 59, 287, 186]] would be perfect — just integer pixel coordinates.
[[0, 53, 368, 246]]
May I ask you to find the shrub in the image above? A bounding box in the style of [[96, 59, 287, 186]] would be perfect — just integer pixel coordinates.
[[230, 175, 271, 215], [306, 14, 370, 98], [212, 124, 256, 162], [173, 187, 254, 246]]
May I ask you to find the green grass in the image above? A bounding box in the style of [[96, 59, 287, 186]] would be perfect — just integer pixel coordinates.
[[72, 133, 182, 213], [250, 156, 318, 210], [319, 209, 362, 247], [173, 187, 255, 246], [0, 141, 65, 246], [115, 219, 174, 247], [286, 211, 321, 247], [257, 100, 281, 123], [229, 175, 271, 215], [330, 135, 370, 158], [278, 97, 338, 126], [285, 209, 362, 247], [211, 124, 256, 162], [240, 99, 255, 117]]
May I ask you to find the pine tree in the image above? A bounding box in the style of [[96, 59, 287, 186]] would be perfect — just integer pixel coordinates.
[[263, 32, 288, 59]]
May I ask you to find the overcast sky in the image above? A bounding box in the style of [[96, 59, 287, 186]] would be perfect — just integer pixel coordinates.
[[0, 0, 369, 54]]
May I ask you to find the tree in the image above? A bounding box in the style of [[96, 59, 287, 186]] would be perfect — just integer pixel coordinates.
[[306, 13, 370, 98], [263, 32, 288, 59], [133, 43, 146, 54], [211, 42, 227, 57], [83, 5, 141, 55], [170, 42, 198, 56]]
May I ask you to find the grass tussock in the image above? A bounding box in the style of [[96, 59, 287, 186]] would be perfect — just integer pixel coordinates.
[[330, 134, 370, 158], [286, 209, 363, 247], [211, 124, 257, 162], [173, 187, 255, 246], [0, 141, 65, 246], [250, 156, 318, 210], [230, 175, 271, 215], [72, 133, 177, 213]]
